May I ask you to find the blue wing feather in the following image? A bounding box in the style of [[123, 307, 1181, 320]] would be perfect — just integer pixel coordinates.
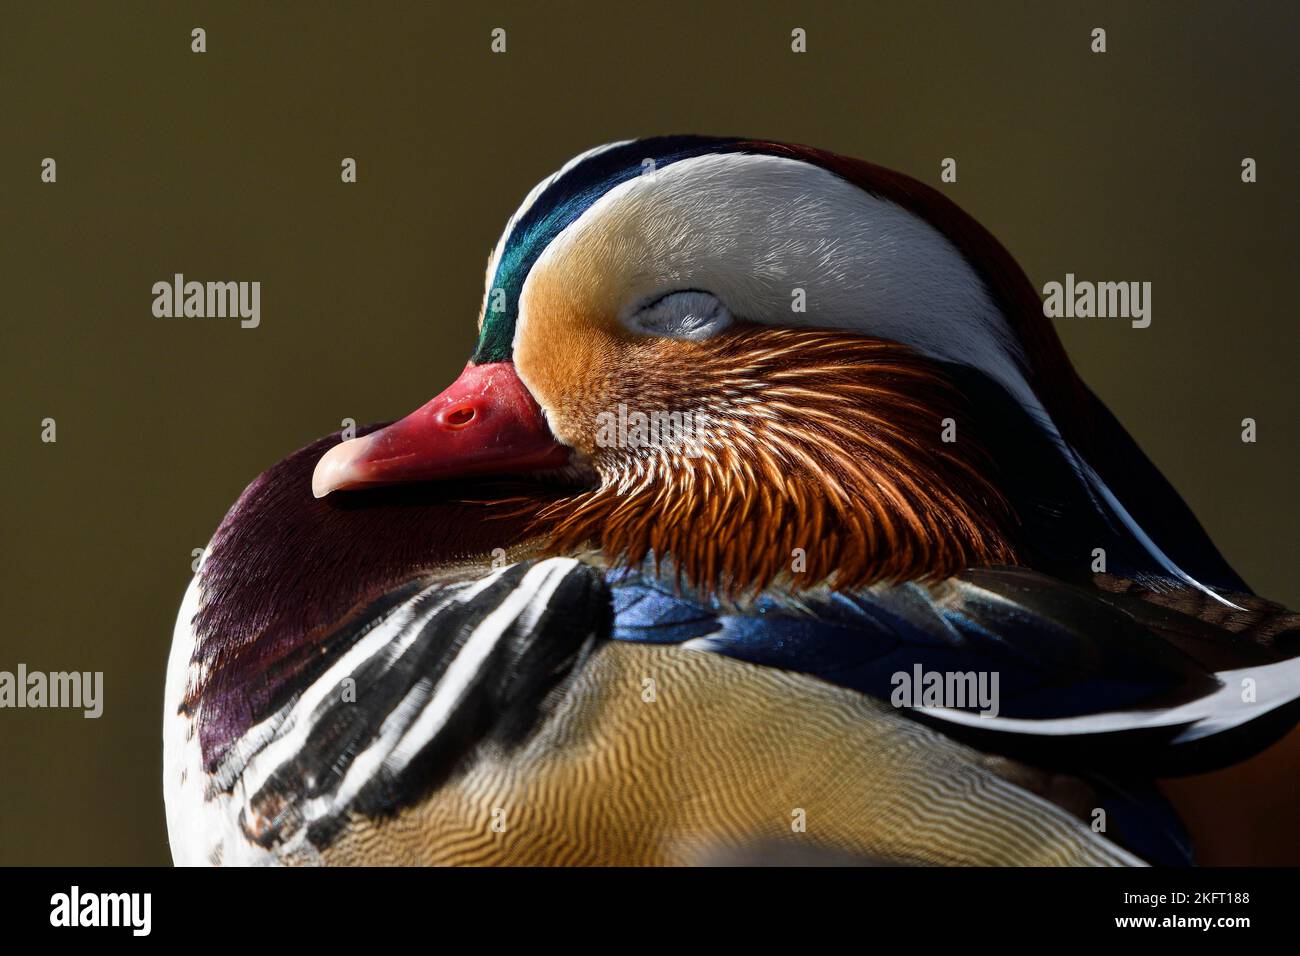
[[607, 564, 1216, 723]]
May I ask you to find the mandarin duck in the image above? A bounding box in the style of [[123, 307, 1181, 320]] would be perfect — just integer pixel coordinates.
[[164, 136, 1300, 867]]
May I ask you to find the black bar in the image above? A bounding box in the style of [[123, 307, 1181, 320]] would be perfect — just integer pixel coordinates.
[[0, 867, 1283, 941]]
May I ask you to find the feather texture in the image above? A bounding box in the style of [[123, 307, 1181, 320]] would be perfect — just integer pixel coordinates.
[[166, 136, 1300, 867]]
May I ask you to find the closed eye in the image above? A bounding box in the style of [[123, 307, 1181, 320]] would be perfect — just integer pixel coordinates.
[[621, 289, 733, 341]]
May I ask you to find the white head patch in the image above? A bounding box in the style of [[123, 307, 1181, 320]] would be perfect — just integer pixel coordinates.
[[516, 151, 1030, 404]]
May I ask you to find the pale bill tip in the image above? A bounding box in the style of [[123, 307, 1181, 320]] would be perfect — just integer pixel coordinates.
[[311, 437, 368, 499]]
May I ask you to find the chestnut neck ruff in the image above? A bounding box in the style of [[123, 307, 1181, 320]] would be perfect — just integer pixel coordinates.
[[532, 328, 1019, 596]]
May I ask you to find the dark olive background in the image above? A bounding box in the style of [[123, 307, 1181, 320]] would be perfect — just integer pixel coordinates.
[[1, 2, 1296, 865]]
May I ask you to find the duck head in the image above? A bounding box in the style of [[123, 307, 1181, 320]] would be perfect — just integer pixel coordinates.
[[310, 136, 1243, 598]]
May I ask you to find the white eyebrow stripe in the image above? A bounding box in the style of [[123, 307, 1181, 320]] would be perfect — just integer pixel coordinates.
[[518, 151, 1021, 393]]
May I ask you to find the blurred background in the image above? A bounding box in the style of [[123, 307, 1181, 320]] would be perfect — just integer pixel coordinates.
[[1, 1, 1296, 864]]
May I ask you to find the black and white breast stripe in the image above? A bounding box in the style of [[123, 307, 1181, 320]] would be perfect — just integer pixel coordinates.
[[204, 558, 608, 856]]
